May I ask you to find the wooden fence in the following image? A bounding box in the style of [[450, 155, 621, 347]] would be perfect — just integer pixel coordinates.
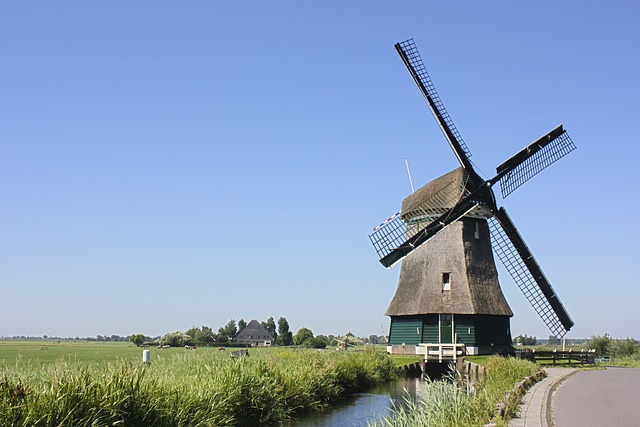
[[516, 349, 596, 365]]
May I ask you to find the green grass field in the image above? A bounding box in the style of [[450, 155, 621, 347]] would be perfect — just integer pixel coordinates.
[[0, 341, 415, 366], [0, 341, 400, 426], [0, 341, 145, 366]]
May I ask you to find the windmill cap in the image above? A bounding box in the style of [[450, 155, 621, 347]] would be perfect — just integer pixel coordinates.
[[401, 168, 470, 220]]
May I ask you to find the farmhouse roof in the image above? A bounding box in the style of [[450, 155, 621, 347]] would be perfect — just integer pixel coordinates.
[[236, 320, 274, 342]]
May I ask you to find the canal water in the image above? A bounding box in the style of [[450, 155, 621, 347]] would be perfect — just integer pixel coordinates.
[[282, 376, 432, 427]]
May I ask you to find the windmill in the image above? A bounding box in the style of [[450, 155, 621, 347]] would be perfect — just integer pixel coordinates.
[[370, 39, 576, 355]]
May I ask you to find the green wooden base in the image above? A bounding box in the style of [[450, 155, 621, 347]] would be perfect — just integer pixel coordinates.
[[388, 314, 512, 355]]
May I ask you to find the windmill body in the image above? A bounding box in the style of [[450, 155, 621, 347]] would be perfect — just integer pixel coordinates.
[[386, 169, 512, 355], [370, 39, 576, 356]]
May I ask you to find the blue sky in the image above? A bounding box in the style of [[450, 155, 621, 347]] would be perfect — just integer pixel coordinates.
[[1, 2, 638, 340]]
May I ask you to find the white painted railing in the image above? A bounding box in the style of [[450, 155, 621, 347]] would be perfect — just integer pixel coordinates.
[[417, 343, 466, 363]]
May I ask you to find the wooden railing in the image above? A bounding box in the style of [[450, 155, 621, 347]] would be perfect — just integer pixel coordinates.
[[517, 349, 596, 365], [417, 343, 466, 363]]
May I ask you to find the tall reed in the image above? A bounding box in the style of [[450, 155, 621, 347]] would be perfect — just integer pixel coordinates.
[[369, 356, 540, 427], [0, 348, 398, 426]]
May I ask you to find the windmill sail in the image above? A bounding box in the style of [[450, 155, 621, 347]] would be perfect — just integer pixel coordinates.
[[488, 209, 574, 337], [496, 125, 577, 198], [395, 39, 478, 178], [369, 212, 407, 263], [370, 206, 452, 269], [370, 169, 476, 267], [378, 198, 480, 268]]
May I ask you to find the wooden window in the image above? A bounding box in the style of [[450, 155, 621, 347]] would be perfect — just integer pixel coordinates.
[[442, 272, 451, 291]]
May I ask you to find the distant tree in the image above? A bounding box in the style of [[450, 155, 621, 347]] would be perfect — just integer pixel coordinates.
[[276, 317, 293, 346], [263, 317, 277, 335], [129, 334, 145, 347], [218, 319, 238, 342], [185, 326, 215, 345], [161, 331, 187, 347], [587, 334, 612, 356], [609, 337, 637, 358], [186, 327, 200, 342], [196, 326, 215, 344], [293, 327, 314, 346], [213, 332, 228, 343], [264, 317, 278, 342], [514, 334, 537, 346], [238, 319, 247, 334], [308, 337, 327, 349], [228, 319, 238, 339], [316, 335, 329, 344]]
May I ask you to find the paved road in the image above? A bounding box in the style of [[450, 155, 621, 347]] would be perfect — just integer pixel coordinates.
[[553, 367, 640, 427]]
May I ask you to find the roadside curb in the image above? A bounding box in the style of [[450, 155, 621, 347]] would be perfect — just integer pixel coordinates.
[[507, 367, 578, 427], [497, 369, 547, 420]]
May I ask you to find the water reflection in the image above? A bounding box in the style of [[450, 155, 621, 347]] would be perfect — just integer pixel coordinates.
[[283, 376, 432, 427]]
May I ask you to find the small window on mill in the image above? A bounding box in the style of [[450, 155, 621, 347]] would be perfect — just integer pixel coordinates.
[[442, 272, 451, 291]]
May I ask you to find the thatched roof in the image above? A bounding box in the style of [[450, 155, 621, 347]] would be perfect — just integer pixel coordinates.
[[401, 167, 469, 221], [236, 320, 274, 343], [386, 218, 513, 317]]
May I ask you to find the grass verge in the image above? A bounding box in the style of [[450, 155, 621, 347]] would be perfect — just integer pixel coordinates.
[[369, 356, 540, 427], [389, 355, 420, 367], [598, 352, 640, 368]]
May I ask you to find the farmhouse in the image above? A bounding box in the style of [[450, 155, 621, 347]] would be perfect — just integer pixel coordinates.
[[235, 319, 275, 346]]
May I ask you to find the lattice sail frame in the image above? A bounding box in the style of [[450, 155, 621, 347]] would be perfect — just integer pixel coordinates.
[[498, 131, 576, 198], [487, 216, 570, 338], [369, 179, 470, 261], [396, 39, 473, 161]]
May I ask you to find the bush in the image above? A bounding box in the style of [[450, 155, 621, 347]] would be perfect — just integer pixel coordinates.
[[587, 334, 611, 356], [306, 337, 327, 349], [609, 338, 638, 358]]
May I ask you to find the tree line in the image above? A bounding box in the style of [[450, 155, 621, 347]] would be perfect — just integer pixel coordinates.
[[586, 334, 638, 357], [133, 316, 295, 348], [129, 316, 385, 349]]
